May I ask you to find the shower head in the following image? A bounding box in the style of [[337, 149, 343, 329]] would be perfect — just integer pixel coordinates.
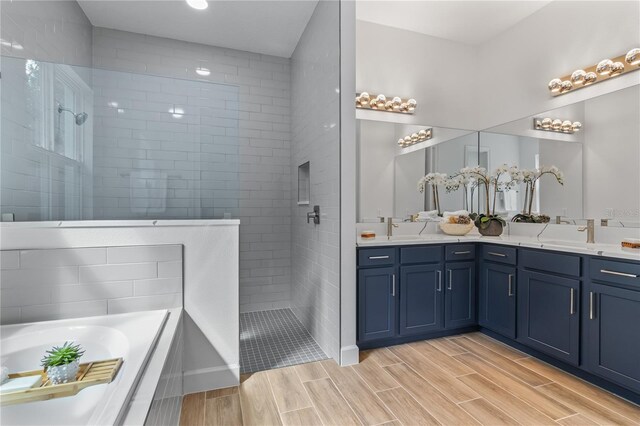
[[57, 104, 88, 126]]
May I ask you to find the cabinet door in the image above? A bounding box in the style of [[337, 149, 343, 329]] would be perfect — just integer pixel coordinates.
[[399, 264, 443, 336], [518, 270, 580, 365], [358, 267, 396, 342], [445, 261, 476, 329], [587, 283, 640, 393], [479, 261, 517, 339]]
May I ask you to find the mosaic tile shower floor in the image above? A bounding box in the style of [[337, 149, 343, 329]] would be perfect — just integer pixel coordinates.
[[240, 308, 328, 373]]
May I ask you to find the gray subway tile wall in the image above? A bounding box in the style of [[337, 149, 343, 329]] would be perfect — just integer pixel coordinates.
[[290, 1, 342, 362], [91, 28, 293, 313], [0, 245, 183, 324]]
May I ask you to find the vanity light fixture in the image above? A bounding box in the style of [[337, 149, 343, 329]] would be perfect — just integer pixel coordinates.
[[355, 92, 416, 114], [397, 128, 433, 148], [548, 48, 640, 96], [534, 117, 582, 134]]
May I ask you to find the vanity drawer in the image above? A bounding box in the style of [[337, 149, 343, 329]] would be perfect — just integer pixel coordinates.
[[590, 259, 640, 289], [400, 246, 442, 264], [482, 244, 517, 265], [445, 244, 476, 261], [520, 249, 581, 277], [358, 248, 396, 267]]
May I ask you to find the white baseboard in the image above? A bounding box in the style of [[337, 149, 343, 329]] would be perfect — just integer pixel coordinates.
[[182, 364, 240, 394], [340, 345, 359, 366]]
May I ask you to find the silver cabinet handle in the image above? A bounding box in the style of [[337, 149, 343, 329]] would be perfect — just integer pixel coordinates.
[[508, 274, 514, 296], [570, 288, 575, 315], [447, 269, 453, 290], [454, 251, 471, 255], [391, 274, 396, 297], [600, 269, 638, 278], [589, 292, 595, 320], [369, 255, 390, 260], [437, 270, 442, 292], [488, 251, 507, 257]]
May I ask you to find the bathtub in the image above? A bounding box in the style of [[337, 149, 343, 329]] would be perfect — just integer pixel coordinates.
[[1, 310, 168, 425]]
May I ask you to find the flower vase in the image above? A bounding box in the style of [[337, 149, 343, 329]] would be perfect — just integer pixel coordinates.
[[478, 220, 504, 237]]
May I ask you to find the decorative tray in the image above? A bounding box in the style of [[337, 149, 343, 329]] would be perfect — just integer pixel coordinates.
[[1, 358, 123, 406]]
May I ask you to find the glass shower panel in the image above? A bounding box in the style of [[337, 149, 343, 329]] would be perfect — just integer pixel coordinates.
[[0, 56, 239, 221]]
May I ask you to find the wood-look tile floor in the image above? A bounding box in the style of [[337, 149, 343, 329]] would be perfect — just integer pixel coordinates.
[[179, 332, 640, 426]]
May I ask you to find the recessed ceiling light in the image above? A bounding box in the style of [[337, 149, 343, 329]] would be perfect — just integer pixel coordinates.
[[186, 0, 208, 10], [196, 67, 211, 76]]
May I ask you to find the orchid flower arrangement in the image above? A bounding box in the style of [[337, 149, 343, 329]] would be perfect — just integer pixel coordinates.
[[512, 166, 564, 216], [417, 172, 448, 214]]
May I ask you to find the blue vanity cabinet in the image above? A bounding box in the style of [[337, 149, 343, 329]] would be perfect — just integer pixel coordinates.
[[445, 261, 476, 330], [479, 260, 517, 339], [399, 263, 443, 336], [585, 259, 640, 394], [517, 270, 580, 366], [357, 266, 397, 342]]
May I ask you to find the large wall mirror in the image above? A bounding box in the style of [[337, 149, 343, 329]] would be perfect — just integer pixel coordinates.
[[356, 85, 639, 227], [482, 84, 639, 227], [356, 120, 477, 222]]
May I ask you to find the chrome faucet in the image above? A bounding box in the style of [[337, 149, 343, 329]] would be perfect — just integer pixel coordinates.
[[387, 217, 399, 239], [578, 219, 595, 243]]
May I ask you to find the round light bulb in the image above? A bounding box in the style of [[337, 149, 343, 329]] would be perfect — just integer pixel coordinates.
[[534, 119, 542, 129], [552, 119, 562, 130], [572, 122, 582, 132], [397, 139, 405, 146], [583, 72, 597, 85], [541, 118, 552, 129], [560, 80, 573, 93], [411, 133, 419, 142], [596, 59, 613, 75], [570, 70, 586, 85], [407, 99, 417, 111], [610, 62, 624, 76], [404, 136, 412, 143], [625, 48, 640, 66], [418, 129, 428, 139], [561, 120, 573, 132], [548, 78, 562, 92]]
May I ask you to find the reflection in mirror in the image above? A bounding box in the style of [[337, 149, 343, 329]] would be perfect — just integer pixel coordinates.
[[483, 84, 639, 227], [356, 119, 476, 222]]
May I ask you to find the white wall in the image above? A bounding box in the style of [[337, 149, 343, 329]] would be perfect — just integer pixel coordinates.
[[356, 20, 478, 130], [475, 0, 640, 130], [291, 0, 341, 363]]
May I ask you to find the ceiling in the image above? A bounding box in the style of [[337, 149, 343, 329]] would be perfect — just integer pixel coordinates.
[[356, 0, 553, 45], [77, 1, 318, 58]]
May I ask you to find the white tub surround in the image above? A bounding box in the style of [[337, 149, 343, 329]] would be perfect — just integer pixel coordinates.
[[121, 308, 183, 426], [0, 310, 167, 426], [356, 222, 640, 261], [0, 220, 240, 394]]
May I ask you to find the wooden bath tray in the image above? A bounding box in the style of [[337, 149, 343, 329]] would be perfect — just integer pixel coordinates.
[[1, 358, 123, 406]]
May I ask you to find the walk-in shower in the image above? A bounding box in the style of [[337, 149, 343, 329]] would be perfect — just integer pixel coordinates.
[[57, 104, 88, 125]]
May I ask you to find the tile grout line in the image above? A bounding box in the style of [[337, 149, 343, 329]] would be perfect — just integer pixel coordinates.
[[320, 361, 366, 426]]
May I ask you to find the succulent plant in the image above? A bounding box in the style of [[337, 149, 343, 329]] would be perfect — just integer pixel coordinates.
[[41, 342, 85, 369]]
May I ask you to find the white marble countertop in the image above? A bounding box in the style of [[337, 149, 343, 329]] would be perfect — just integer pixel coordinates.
[[357, 233, 640, 262]]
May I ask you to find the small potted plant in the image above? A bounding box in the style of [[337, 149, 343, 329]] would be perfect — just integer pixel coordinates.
[[41, 341, 85, 384]]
